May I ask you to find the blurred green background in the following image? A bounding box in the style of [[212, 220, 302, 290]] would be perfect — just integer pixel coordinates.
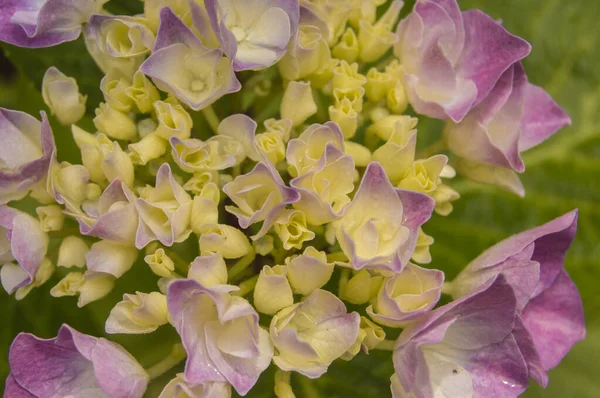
[[1, 0, 599, 396]]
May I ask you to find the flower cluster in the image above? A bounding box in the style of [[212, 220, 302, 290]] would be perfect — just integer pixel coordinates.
[[0, 0, 583, 397]]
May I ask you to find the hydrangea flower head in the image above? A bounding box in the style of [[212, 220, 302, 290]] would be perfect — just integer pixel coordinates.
[[0, 0, 583, 396]]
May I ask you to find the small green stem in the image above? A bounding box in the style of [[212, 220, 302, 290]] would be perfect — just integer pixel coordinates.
[[326, 251, 348, 263], [147, 344, 186, 380], [372, 339, 395, 351], [201, 105, 220, 133], [166, 249, 190, 275], [234, 275, 259, 297], [228, 247, 256, 281]]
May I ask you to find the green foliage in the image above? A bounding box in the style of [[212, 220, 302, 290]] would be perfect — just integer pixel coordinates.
[[1, 0, 599, 396]]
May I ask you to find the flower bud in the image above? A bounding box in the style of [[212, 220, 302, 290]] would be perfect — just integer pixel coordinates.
[[286, 247, 334, 295], [332, 27, 359, 63], [137, 118, 157, 138], [100, 141, 135, 186], [36, 204, 64, 232], [126, 71, 160, 113], [357, 0, 403, 63], [329, 98, 358, 139], [372, 120, 417, 183], [339, 269, 384, 305], [342, 316, 386, 361], [85, 240, 139, 279], [198, 224, 252, 259], [188, 252, 228, 287], [264, 118, 293, 143], [281, 81, 317, 127], [366, 115, 417, 142], [57, 236, 89, 268], [431, 183, 460, 216], [85, 183, 103, 201], [332, 61, 366, 91], [365, 68, 394, 102], [94, 102, 137, 141], [49, 162, 90, 208], [106, 291, 169, 334], [397, 155, 448, 194], [71, 126, 107, 184], [344, 141, 371, 167], [183, 172, 219, 196], [270, 290, 360, 378], [153, 100, 192, 140], [254, 265, 294, 315], [191, 188, 219, 234], [144, 248, 175, 277], [129, 134, 168, 166], [412, 228, 434, 264], [255, 132, 286, 165], [51, 271, 115, 307], [253, 235, 274, 256], [42, 67, 86, 126], [100, 73, 134, 112], [274, 210, 315, 250], [367, 263, 444, 327], [386, 79, 408, 114]]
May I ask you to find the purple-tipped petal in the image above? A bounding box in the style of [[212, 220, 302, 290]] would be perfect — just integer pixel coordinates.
[[0, 206, 48, 293], [206, 0, 299, 71], [0, 0, 104, 48], [167, 279, 272, 395], [457, 10, 531, 107], [446, 63, 527, 172], [521, 269, 585, 371], [8, 324, 148, 397], [395, 0, 530, 122], [140, 8, 240, 110], [520, 84, 572, 151], [393, 275, 530, 397], [0, 108, 55, 204]]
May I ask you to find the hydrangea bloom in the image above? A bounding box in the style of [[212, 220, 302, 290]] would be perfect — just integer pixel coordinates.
[[0, 0, 582, 396]]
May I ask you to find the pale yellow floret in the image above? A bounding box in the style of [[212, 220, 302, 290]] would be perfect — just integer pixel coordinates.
[[412, 227, 434, 264], [255, 132, 286, 165], [105, 291, 169, 334], [332, 27, 359, 63], [129, 134, 169, 166], [144, 248, 176, 278], [339, 269, 384, 305], [274, 210, 316, 250], [329, 98, 358, 139], [94, 102, 138, 141], [198, 224, 252, 259], [332, 60, 367, 91], [100, 141, 135, 187], [281, 81, 318, 127], [254, 265, 294, 315], [36, 205, 65, 232], [386, 79, 409, 114], [57, 236, 89, 268], [365, 68, 394, 102], [42, 68, 87, 126], [126, 71, 160, 113], [51, 270, 115, 307]]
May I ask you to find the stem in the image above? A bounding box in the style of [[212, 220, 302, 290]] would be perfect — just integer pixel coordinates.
[[338, 268, 351, 296], [166, 249, 190, 275], [298, 376, 320, 398], [274, 369, 295, 398], [234, 275, 259, 297], [147, 343, 186, 380], [327, 251, 348, 263], [201, 105, 220, 133], [372, 339, 395, 351], [228, 247, 256, 281]]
